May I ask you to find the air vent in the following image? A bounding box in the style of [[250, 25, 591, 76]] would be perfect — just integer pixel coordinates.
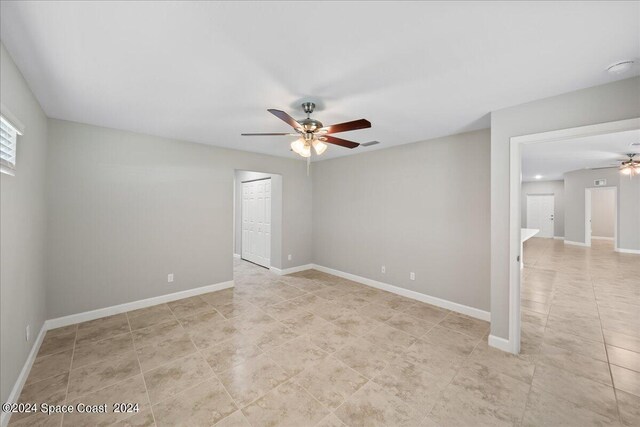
[[594, 179, 607, 187]]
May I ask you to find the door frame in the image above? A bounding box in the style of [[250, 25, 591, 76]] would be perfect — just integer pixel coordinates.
[[585, 186, 618, 249], [241, 177, 272, 268], [526, 194, 555, 238], [502, 117, 640, 355]]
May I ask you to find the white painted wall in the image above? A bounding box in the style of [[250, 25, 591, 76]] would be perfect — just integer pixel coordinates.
[[312, 129, 490, 312], [0, 44, 49, 404], [521, 180, 564, 238]]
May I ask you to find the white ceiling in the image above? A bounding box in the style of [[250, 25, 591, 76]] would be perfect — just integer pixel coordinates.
[[522, 129, 640, 182], [1, 2, 638, 161]]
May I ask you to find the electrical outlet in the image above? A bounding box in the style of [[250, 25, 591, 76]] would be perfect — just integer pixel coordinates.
[[410, 272, 415, 281], [26, 325, 30, 342], [381, 265, 386, 274], [288, 254, 292, 261], [168, 273, 174, 283]]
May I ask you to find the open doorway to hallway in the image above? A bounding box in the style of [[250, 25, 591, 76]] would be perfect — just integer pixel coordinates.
[[511, 121, 640, 424], [585, 186, 617, 250], [505, 119, 640, 357]]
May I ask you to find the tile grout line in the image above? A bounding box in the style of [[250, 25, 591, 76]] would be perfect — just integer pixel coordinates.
[[521, 237, 558, 425], [59, 324, 78, 427], [166, 299, 255, 426], [125, 312, 158, 427], [589, 271, 624, 424], [423, 326, 491, 424], [524, 238, 628, 424]]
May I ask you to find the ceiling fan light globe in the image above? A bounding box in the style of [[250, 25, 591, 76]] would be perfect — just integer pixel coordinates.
[[621, 167, 631, 175], [299, 144, 311, 158], [291, 139, 306, 155], [312, 140, 328, 155]]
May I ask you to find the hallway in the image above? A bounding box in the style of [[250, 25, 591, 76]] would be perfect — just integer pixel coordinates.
[[521, 237, 640, 425]]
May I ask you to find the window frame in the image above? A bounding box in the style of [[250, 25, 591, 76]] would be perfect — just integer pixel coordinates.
[[0, 106, 25, 177]]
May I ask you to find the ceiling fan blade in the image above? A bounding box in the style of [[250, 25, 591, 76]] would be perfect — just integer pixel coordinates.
[[360, 141, 380, 147], [241, 133, 297, 136], [321, 119, 371, 134], [267, 109, 302, 130], [321, 135, 360, 149]]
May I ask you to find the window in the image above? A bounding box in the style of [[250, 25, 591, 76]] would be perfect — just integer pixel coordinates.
[[1, 115, 21, 176]]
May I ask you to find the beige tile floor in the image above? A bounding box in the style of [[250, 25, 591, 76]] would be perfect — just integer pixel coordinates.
[[9, 239, 640, 426]]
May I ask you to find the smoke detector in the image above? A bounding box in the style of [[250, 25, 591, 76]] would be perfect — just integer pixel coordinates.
[[607, 61, 634, 75]]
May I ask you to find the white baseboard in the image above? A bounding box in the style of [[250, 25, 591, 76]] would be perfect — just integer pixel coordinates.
[[553, 236, 564, 240], [46, 280, 234, 330], [564, 240, 589, 247], [1, 324, 47, 427], [311, 264, 490, 322], [615, 247, 640, 255], [592, 236, 614, 241], [270, 264, 314, 276], [2, 279, 235, 426], [233, 253, 241, 259], [488, 334, 512, 352]]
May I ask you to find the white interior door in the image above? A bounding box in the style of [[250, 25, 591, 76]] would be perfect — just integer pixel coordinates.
[[526, 194, 554, 238], [241, 179, 271, 267]]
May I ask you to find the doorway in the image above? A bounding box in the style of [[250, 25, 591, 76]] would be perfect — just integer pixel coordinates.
[[503, 117, 640, 355], [526, 194, 554, 238], [233, 169, 283, 273], [241, 178, 271, 268], [585, 187, 617, 248]]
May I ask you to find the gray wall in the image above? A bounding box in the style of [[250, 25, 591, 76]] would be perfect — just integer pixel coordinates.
[[491, 76, 640, 340], [564, 168, 640, 249], [312, 129, 490, 312], [591, 187, 616, 238], [233, 170, 283, 269], [521, 180, 565, 238], [0, 44, 49, 403], [45, 119, 312, 318], [618, 170, 640, 250]]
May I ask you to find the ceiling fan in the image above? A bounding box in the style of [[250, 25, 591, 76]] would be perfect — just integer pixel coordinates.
[[241, 102, 377, 158], [619, 153, 640, 177], [591, 153, 640, 177]]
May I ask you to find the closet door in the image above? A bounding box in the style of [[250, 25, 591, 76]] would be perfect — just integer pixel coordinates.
[[241, 179, 271, 267]]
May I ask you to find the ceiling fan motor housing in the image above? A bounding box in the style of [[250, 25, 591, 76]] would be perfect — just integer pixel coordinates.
[[299, 118, 323, 133]]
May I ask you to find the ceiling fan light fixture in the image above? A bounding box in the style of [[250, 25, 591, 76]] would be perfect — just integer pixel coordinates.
[[290, 139, 305, 155], [312, 140, 328, 155], [299, 144, 311, 158], [619, 153, 640, 177]]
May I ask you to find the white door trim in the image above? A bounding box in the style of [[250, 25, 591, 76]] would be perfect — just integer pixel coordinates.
[[506, 117, 640, 355]]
